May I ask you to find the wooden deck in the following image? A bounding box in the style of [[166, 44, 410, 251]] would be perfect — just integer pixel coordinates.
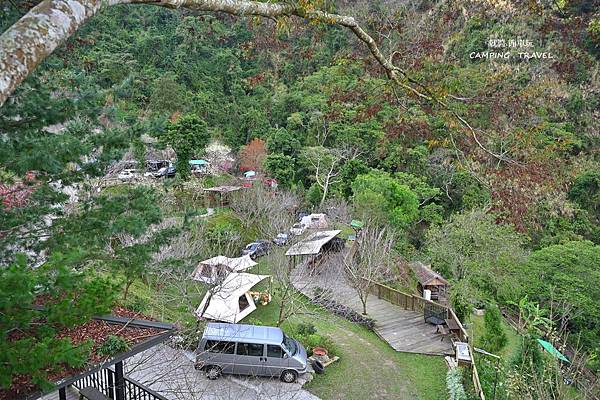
[[291, 258, 454, 356]]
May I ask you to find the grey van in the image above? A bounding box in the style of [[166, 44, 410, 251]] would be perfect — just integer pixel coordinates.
[[195, 323, 308, 383]]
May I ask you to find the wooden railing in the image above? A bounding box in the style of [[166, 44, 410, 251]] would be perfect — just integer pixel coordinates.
[[364, 278, 483, 398], [365, 278, 469, 342]]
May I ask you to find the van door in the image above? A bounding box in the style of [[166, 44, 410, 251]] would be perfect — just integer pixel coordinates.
[[202, 340, 236, 374], [233, 342, 265, 377], [263, 344, 289, 377]]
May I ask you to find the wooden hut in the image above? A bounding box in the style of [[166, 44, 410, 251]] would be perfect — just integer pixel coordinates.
[[410, 261, 449, 301]]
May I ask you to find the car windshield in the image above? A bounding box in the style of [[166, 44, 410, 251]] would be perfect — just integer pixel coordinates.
[[246, 243, 257, 250], [282, 334, 297, 356]]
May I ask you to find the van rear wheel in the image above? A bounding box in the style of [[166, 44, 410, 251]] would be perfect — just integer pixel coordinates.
[[205, 365, 222, 380], [280, 369, 298, 383]]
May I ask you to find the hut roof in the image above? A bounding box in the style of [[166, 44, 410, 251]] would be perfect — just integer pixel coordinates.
[[410, 261, 449, 286]]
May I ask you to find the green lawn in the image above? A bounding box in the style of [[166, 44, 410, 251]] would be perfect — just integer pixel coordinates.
[[248, 290, 447, 400]]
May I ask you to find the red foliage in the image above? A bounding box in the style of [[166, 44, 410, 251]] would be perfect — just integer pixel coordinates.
[[239, 138, 267, 172]]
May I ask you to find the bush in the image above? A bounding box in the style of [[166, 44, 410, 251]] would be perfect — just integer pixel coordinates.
[[287, 322, 338, 357], [97, 335, 129, 356], [446, 368, 468, 400]]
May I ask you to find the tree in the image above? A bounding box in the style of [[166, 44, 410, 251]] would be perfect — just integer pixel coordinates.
[[238, 138, 267, 172], [301, 146, 347, 206], [479, 303, 507, 353], [148, 75, 188, 115], [569, 171, 600, 220], [263, 153, 295, 188], [266, 127, 301, 157], [0, 254, 117, 392], [351, 170, 419, 229], [425, 209, 526, 298], [522, 241, 600, 349], [160, 114, 210, 179], [343, 225, 394, 315]]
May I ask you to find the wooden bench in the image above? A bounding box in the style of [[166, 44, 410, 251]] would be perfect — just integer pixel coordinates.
[[79, 387, 109, 400]]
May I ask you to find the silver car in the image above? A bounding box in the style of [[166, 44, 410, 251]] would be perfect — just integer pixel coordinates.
[[195, 323, 308, 383]]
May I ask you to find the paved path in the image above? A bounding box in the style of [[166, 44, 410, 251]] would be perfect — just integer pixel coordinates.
[[291, 257, 453, 356]]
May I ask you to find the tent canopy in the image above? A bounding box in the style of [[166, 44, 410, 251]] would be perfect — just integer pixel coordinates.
[[195, 273, 270, 323], [350, 219, 364, 229], [189, 159, 208, 166], [285, 230, 341, 256], [537, 339, 570, 363], [191, 255, 257, 284]]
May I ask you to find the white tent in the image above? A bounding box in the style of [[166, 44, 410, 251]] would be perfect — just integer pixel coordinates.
[[191, 255, 257, 284], [300, 213, 328, 229], [195, 273, 270, 323]]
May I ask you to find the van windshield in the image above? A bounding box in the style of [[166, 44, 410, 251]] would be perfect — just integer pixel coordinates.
[[282, 334, 297, 356]]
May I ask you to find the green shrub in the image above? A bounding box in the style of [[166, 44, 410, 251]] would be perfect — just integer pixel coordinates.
[[480, 304, 508, 353], [446, 368, 468, 400], [126, 296, 147, 313], [97, 335, 129, 356]]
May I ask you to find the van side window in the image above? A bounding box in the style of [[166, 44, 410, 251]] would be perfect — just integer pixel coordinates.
[[204, 340, 235, 354], [267, 345, 284, 358], [236, 342, 264, 357]]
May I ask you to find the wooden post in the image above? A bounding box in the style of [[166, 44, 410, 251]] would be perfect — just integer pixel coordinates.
[[115, 361, 125, 400], [58, 387, 66, 400]]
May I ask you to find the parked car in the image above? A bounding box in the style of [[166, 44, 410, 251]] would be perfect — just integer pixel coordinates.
[[118, 169, 137, 181], [241, 240, 272, 259], [195, 323, 308, 383], [289, 223, 306, 236], [153, 166, 176, 178], [273, 233, 289, 246]]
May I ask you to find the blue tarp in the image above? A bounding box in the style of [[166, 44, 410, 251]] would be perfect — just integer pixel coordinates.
[[189, 160, 208, 166]]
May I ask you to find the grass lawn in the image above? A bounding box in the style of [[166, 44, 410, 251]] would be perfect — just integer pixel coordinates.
[[468, 314, 521, 360], [249, 292, 447, 400]]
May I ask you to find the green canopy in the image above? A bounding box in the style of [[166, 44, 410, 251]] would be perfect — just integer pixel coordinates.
[[350, 220, 364, 229], [537, 339, 570, 363]]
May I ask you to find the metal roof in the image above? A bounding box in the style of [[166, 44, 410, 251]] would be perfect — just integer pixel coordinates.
[[285, 230, 342, 256], [203, 322, 284, 345], [203, 185, 242, 193]]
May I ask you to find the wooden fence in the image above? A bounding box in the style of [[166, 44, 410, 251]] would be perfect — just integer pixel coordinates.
[[365, 278, 469, 342], [364, 278, 484, 399]]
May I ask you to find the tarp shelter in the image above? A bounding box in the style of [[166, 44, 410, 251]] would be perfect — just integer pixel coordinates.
[[244, 170, 256, 178], [191, 255, 257, 284], [300, 213, 329, 229], [195, 273, 270, 323], [350, 219, 364, 229], [537, 339, 570, 363], [286, 230, 342, 256], [203, 185, 242, 207]]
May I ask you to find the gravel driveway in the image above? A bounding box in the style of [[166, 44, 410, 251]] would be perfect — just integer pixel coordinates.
[[125, 344, 319, 400]]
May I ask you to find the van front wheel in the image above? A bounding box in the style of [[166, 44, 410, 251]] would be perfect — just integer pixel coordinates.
[[205, 365, 222, 380], [280, 370, 298, 383]]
